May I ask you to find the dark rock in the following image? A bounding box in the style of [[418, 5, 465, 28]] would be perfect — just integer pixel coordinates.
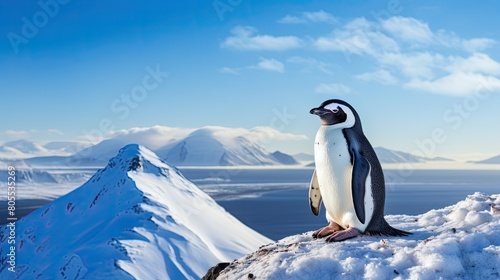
[[202, 262, 230, 280]]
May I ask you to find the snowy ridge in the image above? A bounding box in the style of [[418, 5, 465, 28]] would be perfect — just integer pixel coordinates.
[[210, 193, 500, 279], [0, 140, 90, 159], [161, 127, 294, 166], [0, 144, 271, 279], [18, 126, 301, 167], [374, 147, 454, 164]]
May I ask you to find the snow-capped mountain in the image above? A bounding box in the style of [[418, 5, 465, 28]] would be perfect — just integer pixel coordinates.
[[69, 138, 132, 165], [270, 151, 298, 165], [375, 147, 425, 163], [23, 126, 301, 167], [43, 141, 92, 154], [2, 139, 49, 155], [160, 127, 296, 166], [206, 192, 500, 279], [0, 140, 90, 159], [0, 145, 271, 279], [374, 147, 454, 163], [473, 154, 500, 164]]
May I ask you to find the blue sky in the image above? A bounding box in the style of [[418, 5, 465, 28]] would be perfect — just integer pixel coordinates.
[[1, 0, 500, 160]]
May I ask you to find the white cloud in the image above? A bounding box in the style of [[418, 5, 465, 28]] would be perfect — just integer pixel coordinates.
[[381, 16, 433, 44], [278, 15, 306, 24], [378, 52, 444, 79], [221, 26, 302, 51], [315, 83, 351, 94], [105, 126, 195, 150], [103, 125, 308, 150], [381, 16, 495, 53], [379, 52, 500, 95], [314, 18, 399, 56], [247, 126, 308, 142], [355, 69, 397, 85], [462, 38, 495, 52], [278, 10, 338, 24], [445, 53, 500, 75], [254, 58, 284, 73], [219, 16, 499, 97], [435, 30, 496, 52], [47, 129, 64, 135], [5, 130, 31, 139], [286, 56, 333, 75], [219, 67, 240, 75], [405, 72, 500, 96]]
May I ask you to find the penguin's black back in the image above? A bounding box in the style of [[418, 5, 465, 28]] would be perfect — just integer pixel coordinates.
[[339, 101, 411, 237]]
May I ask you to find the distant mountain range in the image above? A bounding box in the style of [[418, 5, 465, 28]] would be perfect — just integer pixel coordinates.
[[0, 139, 91, 158], [304, 147, 455, 166], [157, 127, 297, 166], [0, 145, 271, 279], [472, 155, 500, 164], [292, 153, 315, 162], [1, 126, 299, 167], [4, 126, 499, 166], [373, 147, 454, 163]]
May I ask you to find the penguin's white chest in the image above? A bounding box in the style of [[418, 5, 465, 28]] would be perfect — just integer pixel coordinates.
[[314, 127, 372, 231]]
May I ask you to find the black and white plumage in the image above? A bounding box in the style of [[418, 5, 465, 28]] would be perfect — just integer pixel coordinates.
[[309, 99, 410, 242]]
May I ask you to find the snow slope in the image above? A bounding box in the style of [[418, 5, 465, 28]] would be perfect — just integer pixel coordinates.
[[374, 147, 454, 163], [162, 127, 289, 166], [213, 192, 500, 280], [0, 168, 57, 183], [43, 141, 92, 155], [23, 126, 301, 167], [0, 140, 90, 159], [0, 144, 271, 279], [2, 140, 49, 155]]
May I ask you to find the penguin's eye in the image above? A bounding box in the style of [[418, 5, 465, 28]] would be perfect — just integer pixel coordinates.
[[331, 108, 339, 113]]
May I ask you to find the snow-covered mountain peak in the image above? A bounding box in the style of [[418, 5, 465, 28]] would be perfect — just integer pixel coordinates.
[[107, 143, 170, 172], [163, 127, 283, 166], [0, 145, 271, 279]]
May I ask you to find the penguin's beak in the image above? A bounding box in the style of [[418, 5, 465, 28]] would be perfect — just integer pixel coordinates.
[[310, 107, 331, 116]]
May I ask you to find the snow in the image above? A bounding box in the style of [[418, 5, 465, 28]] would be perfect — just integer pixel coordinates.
[[216, 192, 500, 280], [160, 127, 294, 166], [0, 140, 89, 159], [2, 140, 49, 155], [16, 126, 302, 167], [374, 147, 453, 164], [0, 168, 57, 183], [0, 144, 271, 279]]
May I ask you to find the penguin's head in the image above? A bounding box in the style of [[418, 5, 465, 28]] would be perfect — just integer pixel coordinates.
[[310, 99, 358, 129]]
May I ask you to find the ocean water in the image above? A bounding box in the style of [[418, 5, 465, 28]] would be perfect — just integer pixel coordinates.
[[2, 168, 499, 241], [180, 168, 500, 240]]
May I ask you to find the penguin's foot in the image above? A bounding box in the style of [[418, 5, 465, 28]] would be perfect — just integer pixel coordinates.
[[312, 222, 343, 238], [325, 227, 361, 242]]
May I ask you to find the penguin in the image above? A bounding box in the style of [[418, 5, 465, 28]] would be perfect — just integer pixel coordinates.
[[309, 99, 411, 242]]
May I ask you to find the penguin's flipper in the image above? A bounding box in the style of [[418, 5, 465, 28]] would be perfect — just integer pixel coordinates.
[[309, 170, 322, 216], [350, 150, 370, 224]]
